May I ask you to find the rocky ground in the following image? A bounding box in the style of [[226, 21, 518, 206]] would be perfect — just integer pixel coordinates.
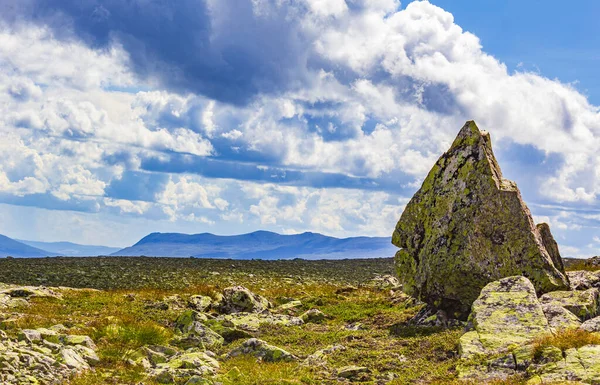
[[2, 256, 600, 384], [0, 257, 459, 385]]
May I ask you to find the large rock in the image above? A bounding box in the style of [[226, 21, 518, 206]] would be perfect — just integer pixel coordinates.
[[459, 276, 551, 361], [392, 121, 569, 318]]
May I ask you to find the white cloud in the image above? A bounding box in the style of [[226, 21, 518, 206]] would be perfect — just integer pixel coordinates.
[[0, 1, 599, 248], [103, 198, 151, 215]]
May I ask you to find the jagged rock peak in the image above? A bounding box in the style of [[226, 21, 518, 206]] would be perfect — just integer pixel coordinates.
[[392, 120, 569, 319]]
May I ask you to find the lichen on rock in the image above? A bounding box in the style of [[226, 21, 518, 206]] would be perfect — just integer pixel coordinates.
[[392, 121, 569, 318]]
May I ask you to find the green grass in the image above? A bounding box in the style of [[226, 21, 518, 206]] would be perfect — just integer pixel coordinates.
[[0, 257, 532, 384], [532, 328, 600, 358]]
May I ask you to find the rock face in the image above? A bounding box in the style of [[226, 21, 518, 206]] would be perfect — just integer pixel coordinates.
[[459, 276, 551, 362], [392, 121, 569, 318], [459, 276, 600, 382]]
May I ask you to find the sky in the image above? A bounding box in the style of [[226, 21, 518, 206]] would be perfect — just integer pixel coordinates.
[[0, 0, 599, 257]]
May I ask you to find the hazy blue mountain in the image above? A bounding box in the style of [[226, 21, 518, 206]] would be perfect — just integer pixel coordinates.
[[113, 230, 396, 259], [17, 240, 121, 257], [0, 234, 51, 257]]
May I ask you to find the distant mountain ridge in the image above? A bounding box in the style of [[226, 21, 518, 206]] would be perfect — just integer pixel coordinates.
[[0, 234, 50, 257], [113, 230, 396, 260], [17, 240, 121, 257]]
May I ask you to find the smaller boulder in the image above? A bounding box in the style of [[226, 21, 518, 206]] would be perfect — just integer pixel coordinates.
[[276, 300, 302, 313], [365, 275, 401, 290], [175, 310, 209, 333], [188, 295, 213, 312], [216, 286, 271, 314], [217, 312, 303, 332], [173, 310, 223, 350], [580, 316, 600, 332], [203, 320, 252, 343], [227, 338, 297, 362], [18, 330, 42, 343], [539, 288, 600, 321], [60, 335, 97, 350], [60, 348, 90, 371], [304, 345, 346, 367], [458, 276, 551, 361], [541, 303, 581, 331], [301, 309, 326, 324], [337, 365, 371, 380], [567, 271, 600, 290]]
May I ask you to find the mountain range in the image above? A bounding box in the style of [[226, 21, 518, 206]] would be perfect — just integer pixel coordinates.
[[17, 240, 121, 257], [0, 231, 396, 260]]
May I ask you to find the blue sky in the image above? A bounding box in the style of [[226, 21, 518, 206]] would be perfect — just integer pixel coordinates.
[[0, 0, 598, 257], [431, 0, 600, 104]]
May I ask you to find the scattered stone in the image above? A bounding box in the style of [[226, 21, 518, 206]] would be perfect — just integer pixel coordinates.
[[337, 365, 371, 380], [216, 286, 271, 314], [407, 305, 461, 328], [567, 270, 600, 290], [227, 338, 297, 362], [60, 334, 97, 350], [392, 121, 569, 318], [203, 320, 252, 343], [276, 300, 302, 313], [130, 347, 219, 384], [184, 375, 213, 385], [216, 312, 303, 332], [376, 372, 400, 384], [300, 309, 326, 323], [335, 286, 358, 295], [18, 329, 42, 343], [0, 325, 98, 384], [188, 295, 213, 312], [304, 345, 346, 367], [173, 310, 223, 349], [365, 275, 401, 290], [344, 322, 366, 331], [539, 288, 600, 321], [61, 348, 90, 371], [0, 286, 62, 299]]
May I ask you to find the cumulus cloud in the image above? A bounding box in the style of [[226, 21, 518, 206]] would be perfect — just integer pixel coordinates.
[[0, 1, 599, 250]]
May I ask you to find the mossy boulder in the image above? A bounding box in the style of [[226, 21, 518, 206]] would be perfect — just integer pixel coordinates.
[[459, 276, 551, 361], [337, 365, 371, 380], [542, 303, 581, 331], [580, 316, 600, 332], [203, 320, 252, 342], [528, 345, 600, 383], [568, 270, 600, 290], [300, 309, 326, 323], [539, 288, 600, 321], [188, 295, 213, 312], [216, 312, 303, 332], [216, 286, 271, 314], [392, 121, 569, 318], [227, 338, 297, 362], [173, 310, 223, 350]]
